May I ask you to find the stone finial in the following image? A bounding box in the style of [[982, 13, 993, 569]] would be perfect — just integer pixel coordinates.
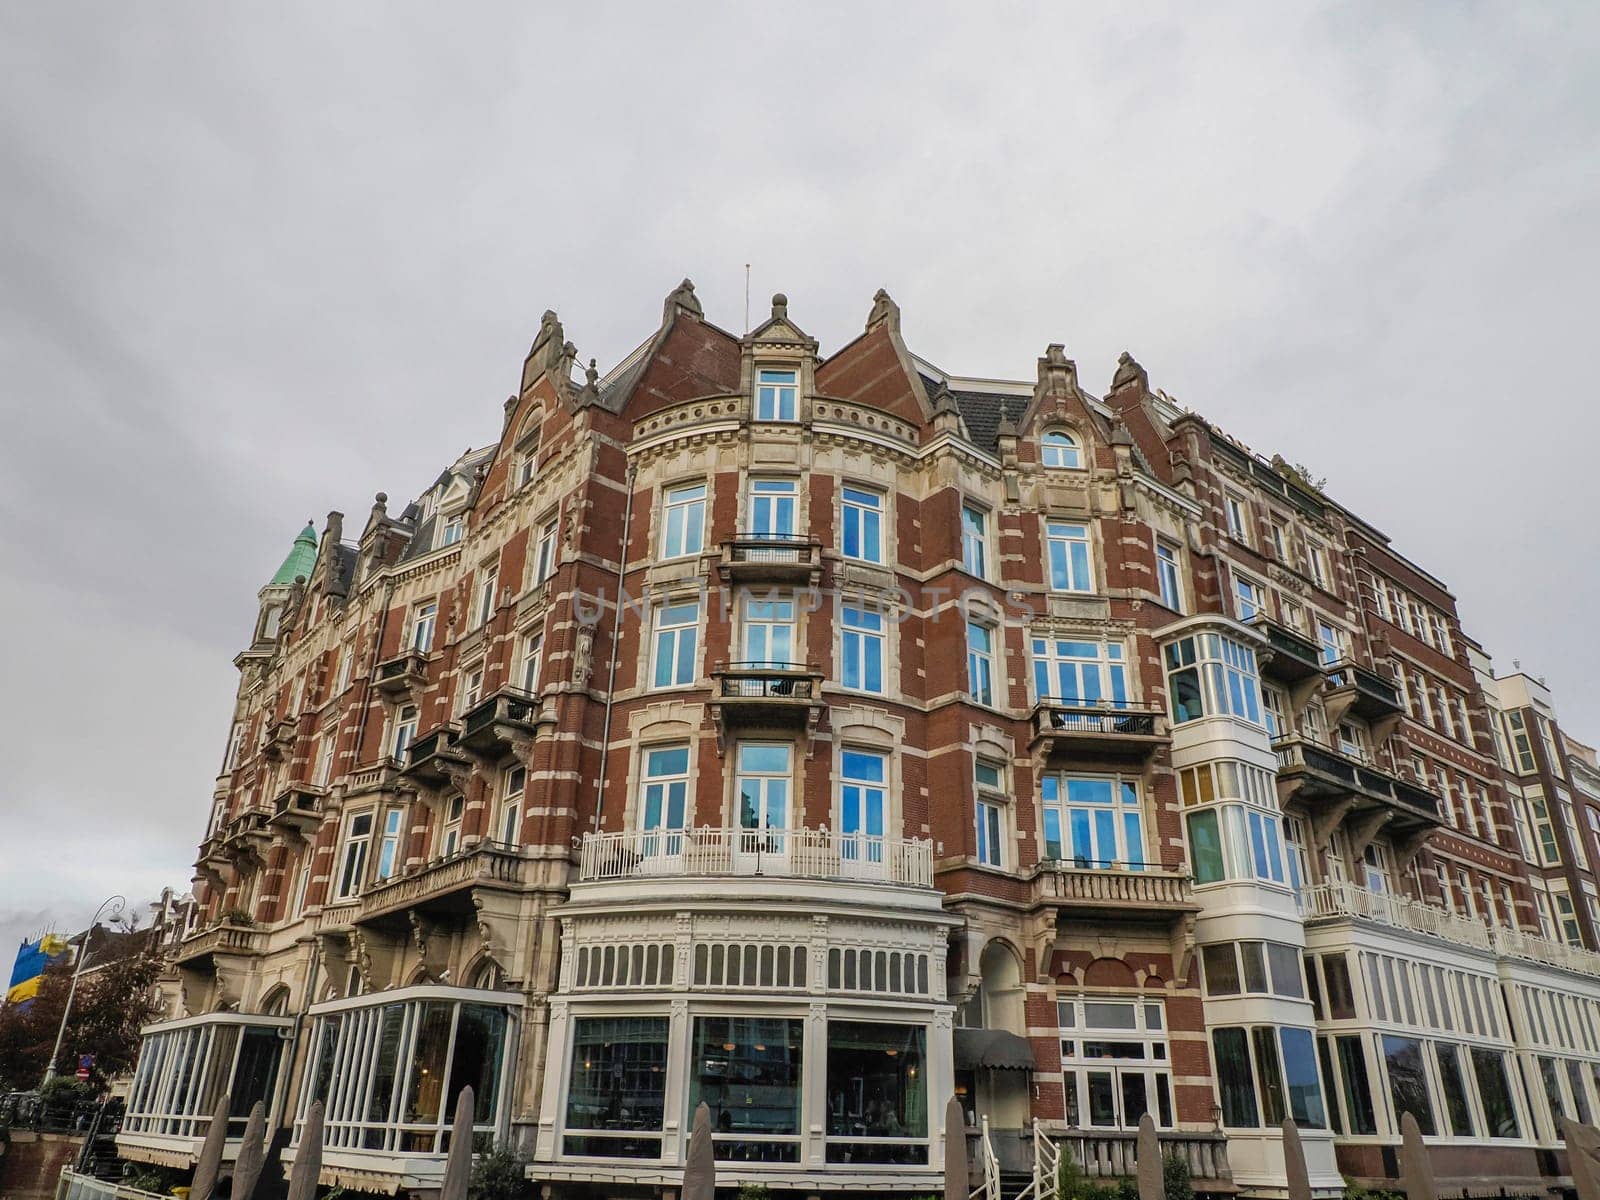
[[521, 310, 566, 390], [372, 492, 388, 517], [866, 287, 900, 333], [996, 407, 1019, 440], [932, 380, 959, 416], [1110, 424, 1134, 447], [1111, 350, 1148, 394], [1036, 343, 1079, 396], [771, 293, 788, 321], [663, 278, 702, 321]]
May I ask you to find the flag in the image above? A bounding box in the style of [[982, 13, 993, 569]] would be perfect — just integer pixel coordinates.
[[6, 934, 68, 1006]]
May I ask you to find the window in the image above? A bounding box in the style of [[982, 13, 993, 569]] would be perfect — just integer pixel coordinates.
[[841, 486, 885, 563], [1031, 638, 1126, 707], [840, 750, 887, 859], [460, 665, 485, 714], [825, 1022, 927, 1163], [1507, 712, 1537, 773], [1164, 633, 1262, 725], [1202, 942, 1304, 998], [1184, 764, 1292, 889], [1262, 686, 1287, 739], [440, 515, 464, 547], [374, 808, 404, 881], [1555, 890, 1583, 946], [1336, 722, 1366, 762], [1470, 1047, 1521, 1138], [1264, 520, 1289, 562], [1045, 522, 1093, 592], [564, 1017, 669, 1157], [975, 760, 1006, 869], [1224, 494, 1251, 544], [534, 518, 558, 585], [1057, 997, 1172, 1129], [841, 604, 885, 693], [518, 453, 537, 488], [1213, 1028, 1258, 1128], [651, 599, 699, 688], [741, 594, 796, 666], [748, 479, 798, 537], [1041, 773, 1145, 869], [499, 766, 525, 845], [1304, 541, 1330, 590], [639, 746, 690, 851], [1316, 620, 1344, 666], [290, 854, 311, 917], [519, 630, 543, 694], [410, 602, 437, 652], [755, 367, 798, 421], [1434, 1043, 1475, 1137], [335, 811, 374, 900], [661, 483, 706, 559], [736, 743, 792, 845], [1528, 793, 1562, 865], [313, 736, 335, 787], [1041, 430, 1083, 469], [688, 1017, 803, 1162], [1211, 1025, 1324, 1131], [1155, 542, 1183, 612], [1382, 1035, 1435, 1136], [223, 722, 245, 773], [1280, 1027, 1326, 1128], [1233, 575, 1266, 622], [333, 647, 354, 696], [391, 704, 419, 761], [475, 565, 499, 628], [961, 505, 989, 578], [439, 795, 465, 857], [966, 621, 996, 705]]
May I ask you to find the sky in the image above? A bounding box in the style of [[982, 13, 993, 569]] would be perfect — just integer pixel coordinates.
[[1, 2, 1597, 954]]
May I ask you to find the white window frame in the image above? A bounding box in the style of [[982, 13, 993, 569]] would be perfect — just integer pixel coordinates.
[[475, 565, 499, 629], [755, 367, 799, 421], [335, 810, 375, 900], [390, 703, 419, 762], [975, 759, 1007, 869], [840, 603, 886, 694], [519, 629, 544, 694], [1155, 541, 1183, 612], [534, 518, 559, 585], [410, 602, 437, 652], [741, 593, 796, 667], [1234, 575, 1266, 622], [1224, 494, 1251, 545], [1057, 996, 1173, 1131], [651, 598, 700, 689], [439, 515, 464, 548], [374, 807, 404, 882], [1045, 522, 1094, 593], [439, 795, 465, 858], [961, 503, 989, 578], [967, 620, 997, 706], [841, 486, 885, 564], [661, 483, 707, 560], [499, 766, 526, 845], [747, 478, 798, 537], [1041, 430, 1083, 469], [1041, 772, 1147, 869]]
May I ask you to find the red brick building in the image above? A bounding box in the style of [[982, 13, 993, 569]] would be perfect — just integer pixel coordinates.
[[119, 283, 1600, 1198]]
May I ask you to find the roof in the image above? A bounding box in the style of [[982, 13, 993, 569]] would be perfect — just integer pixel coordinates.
[[921, 374, 1025, 455], [268, 523, 319, 586]]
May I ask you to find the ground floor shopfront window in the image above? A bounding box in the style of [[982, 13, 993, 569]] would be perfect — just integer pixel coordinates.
[[123, 1013, 291, 1141], [557, 1008, 934, 1168], [295, 985, 518, 1158]]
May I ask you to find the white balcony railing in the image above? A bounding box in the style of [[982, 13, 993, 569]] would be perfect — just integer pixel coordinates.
[[1302, 880, 1600, 978], [579, 826, 934, 888]]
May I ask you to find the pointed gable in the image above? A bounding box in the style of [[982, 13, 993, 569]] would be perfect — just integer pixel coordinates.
[[607, 279, 742, 423], [813, 289, 934, 431]]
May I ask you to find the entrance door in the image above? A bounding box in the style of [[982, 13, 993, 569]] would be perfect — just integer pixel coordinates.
[[735, 743, 791, 873]]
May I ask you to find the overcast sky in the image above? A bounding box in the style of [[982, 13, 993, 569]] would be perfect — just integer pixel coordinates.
[[2, 3, 1597, 954]]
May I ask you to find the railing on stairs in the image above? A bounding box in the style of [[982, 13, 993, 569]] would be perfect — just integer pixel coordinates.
[[1025, 1119, 1061, 1200], [972, 1116, 1002, 1200]]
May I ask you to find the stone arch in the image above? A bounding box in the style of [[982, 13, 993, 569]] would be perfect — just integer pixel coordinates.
[[1083, 956, 1138, 990], [260, 984, 292, 1015], [977, 938, 1026, 1035]]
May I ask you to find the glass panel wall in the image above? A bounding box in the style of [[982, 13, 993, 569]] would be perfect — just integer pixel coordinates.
[[825, 1021, 928, 1164], [123, 1016, 289, 1140]]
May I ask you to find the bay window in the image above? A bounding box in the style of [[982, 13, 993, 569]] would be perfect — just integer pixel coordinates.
[[1382, 1034, 1435, 1136], [1163, 632, 1262, 726], [1179, 760, 1291, 887], [1211, 1025, 1326, 1131], [1041, 773, 1145, 869]]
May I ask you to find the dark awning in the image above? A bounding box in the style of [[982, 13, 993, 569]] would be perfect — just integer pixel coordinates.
[[953, 1027, 1035, 1072]]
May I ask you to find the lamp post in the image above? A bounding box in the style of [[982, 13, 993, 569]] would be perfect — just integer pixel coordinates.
[[40, 894, 126, 1089]]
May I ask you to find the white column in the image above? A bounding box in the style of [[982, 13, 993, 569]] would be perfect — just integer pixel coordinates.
[[804, 1001, 828, 1168], [662, 998, 692, 1165], [533, 999, 569, 1161]]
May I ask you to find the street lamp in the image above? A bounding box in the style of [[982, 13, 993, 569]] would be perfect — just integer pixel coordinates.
[[40, 894, 127, 1089]]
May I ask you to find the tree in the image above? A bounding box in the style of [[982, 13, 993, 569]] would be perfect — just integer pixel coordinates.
[[0, 926, 161, 1092]]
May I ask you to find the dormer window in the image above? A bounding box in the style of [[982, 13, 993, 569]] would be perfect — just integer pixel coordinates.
[[756, 368, 798, 421], [439, 515, 463, 548], [1041, 430, 1082, 469]]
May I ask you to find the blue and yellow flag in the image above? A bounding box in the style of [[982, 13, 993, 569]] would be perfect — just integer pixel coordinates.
[[7, 934, 68, 1006]]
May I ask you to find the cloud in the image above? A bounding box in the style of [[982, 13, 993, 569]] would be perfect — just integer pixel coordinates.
[[1, 2, 1597, 935]]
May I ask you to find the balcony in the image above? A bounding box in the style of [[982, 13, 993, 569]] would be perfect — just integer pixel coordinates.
[[355, 840, 530, 927], [267, 785, 324, 839], [579, 826, 934, 889], [1031, 701, 1166, 760], [173, 921, 268, 967], [259, 716, 297, 762], [1275, 735, 1440, 835], [1029, 861, 1197, 922], [220, 806, 274, 859], [401, 725, 470, 788], [456, 687, 544, 757], [717, 533, 822, 586], [1040, 1128, 1232, 1192], [1247, 614, 1324, 683], [373, 647, 429, 698], [1303, 880, 1600, 979], [709, 661, 825, 742], [1323, 661, 1405, 740]]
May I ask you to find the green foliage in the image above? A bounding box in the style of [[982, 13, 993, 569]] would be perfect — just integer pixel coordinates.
[[1342, 1182, 1405, 1200], [470, 1141, 532, 1200], [219, 909, 256, 927], [736, 1186, 772, 1200], [1162, 1152, 1194, 1200], [119, 1161, 182, 1194]]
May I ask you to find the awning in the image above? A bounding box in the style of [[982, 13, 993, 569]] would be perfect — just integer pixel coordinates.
[[953, 1027, 1035, 1072]]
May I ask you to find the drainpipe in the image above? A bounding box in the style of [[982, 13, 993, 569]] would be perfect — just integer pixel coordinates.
[[592, 463, 636, 831]]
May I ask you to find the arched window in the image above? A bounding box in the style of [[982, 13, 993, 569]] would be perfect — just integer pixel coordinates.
[[1041, 430, 1082, 469], [261, 985, 291, 1015], [468, 959, 504, 990]]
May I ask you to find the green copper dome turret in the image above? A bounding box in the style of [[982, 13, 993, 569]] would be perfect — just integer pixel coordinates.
[[269, 522, 319, 587]]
